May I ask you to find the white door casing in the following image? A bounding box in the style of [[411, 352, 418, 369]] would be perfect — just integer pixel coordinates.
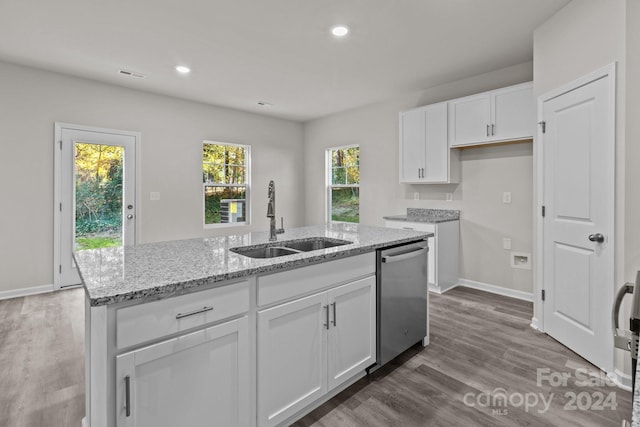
[[538, 64, 615, 372], [54, 123, 139, 289]]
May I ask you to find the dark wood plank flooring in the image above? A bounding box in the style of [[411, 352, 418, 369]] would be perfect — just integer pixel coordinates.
[[293, 287, 633, 427], [0, 286, 632, 426]]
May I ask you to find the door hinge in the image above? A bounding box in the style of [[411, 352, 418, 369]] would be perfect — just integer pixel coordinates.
[[541, 205, 545, 217], [538, 121, 546, 134], [541, 290, 546, 301]]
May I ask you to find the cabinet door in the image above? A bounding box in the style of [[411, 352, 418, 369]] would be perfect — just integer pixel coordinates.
[[327, 276, 376, 390], [115, 317, 249, 427], [492, 83, 534, 141], [257, 292, 327, 427], [423, 102, 449, 183], [399, 108, 425, 182], [448, 93, 491, 147]]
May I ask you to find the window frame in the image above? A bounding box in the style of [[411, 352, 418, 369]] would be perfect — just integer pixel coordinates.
[[203, 140, 251, 228], [326, 144, 360, 224]]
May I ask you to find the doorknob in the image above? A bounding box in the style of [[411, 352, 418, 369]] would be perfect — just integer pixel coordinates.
[[588, 233, 605, 243]]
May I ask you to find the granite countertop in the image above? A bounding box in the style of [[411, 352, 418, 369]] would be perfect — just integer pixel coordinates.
[[74, 223, 431, 307], [383, 208, 460, 224]]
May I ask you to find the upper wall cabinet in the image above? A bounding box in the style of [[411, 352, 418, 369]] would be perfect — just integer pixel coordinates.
[[399, 102, 460, 184], [448, 82, 534, 148]]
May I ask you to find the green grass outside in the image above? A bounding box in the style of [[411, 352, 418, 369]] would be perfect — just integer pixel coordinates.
[[76, 236, 122, 250]]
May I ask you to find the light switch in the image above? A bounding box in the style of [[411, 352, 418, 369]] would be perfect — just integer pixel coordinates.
[[150, 192, 160, 201], [503, 192, 512, 204], [503, 238, 512, 250], [413, 192, 420, 200], [446, 193, 453, 202]]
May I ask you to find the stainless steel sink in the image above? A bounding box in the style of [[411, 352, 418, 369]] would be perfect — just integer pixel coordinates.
[[281, 237, 351, 252], [230, 246, 300, 258], [230, 237, 352, 259]]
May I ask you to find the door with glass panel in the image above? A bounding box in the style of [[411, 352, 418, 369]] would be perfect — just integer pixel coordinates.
[[54, 123, 138, 289]]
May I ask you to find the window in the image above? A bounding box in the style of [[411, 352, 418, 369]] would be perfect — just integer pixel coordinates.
[[203, 141, 250, 225], [327, 145, 359, 223]]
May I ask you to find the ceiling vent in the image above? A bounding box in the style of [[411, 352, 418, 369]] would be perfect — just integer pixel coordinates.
[[118, 69, 146, 79]]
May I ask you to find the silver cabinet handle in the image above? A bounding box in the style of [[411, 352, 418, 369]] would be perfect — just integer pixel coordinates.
[[491, 124, 495, 135], [331, 302, 337, 326], [421, 168, 425, 178], [323, 305, 330, 330], [176, 306, 213, 319], [127, 214, 134, 220], [486, 124, 490, 137], [417, 167, 420, 179], [124, 375, 131, 417]]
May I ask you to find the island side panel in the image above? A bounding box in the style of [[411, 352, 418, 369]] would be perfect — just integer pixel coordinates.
[[86, 297, 116, 427]]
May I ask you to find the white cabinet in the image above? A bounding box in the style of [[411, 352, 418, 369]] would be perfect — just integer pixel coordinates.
[[115, 316, 250, 427], [257, 276, 375, 427], [385, 220, 459, 294], [399, 102, 459, 183], [448, 82, 534, 148], [327, 278, 377, 390]]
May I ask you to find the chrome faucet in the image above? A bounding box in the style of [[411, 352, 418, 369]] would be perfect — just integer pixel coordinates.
[[267, 180, 284, 241]]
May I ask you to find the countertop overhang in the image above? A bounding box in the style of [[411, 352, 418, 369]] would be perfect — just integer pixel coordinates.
[[74, 223, 431, 307]]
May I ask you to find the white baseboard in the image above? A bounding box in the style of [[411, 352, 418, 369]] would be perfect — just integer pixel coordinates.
[[530, 317, 540, 330], [428, 282, 458, 294], [0, 284, 54, 300], [457, 278, 534, 302]]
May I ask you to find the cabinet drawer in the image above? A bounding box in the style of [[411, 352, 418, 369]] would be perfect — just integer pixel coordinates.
[[117, 280, 249, 349], [385, 220, 435, 233], [257, 253, 375, 307]]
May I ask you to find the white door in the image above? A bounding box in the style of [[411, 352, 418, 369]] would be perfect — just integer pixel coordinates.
[[541, 66, 615, 372], [54, 123, 138, 288], [116, 317, 249, 427], [448, 93, 491, 146], [493, 83, 535, 141], [327, 276, 376, 390], [257, 292, 327, 427], [423, 102, 448, 182], [399, 108, 425, 182]]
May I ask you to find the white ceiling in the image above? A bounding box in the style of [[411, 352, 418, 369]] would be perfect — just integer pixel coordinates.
[[0, 0, 570, 122]]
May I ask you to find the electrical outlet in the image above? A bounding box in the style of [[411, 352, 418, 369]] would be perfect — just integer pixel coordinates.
[[503, 192, 512, 204], [511, 252, 532, 270], [413, 192, 420, 200], [446, 193, 453, 202], [150, 192, 160, 201]]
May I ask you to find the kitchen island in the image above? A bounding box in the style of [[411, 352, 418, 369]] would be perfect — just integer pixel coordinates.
[[75, 223, 430, 427]]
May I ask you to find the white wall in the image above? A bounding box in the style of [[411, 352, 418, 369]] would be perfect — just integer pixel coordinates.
[[0, 60, 304, 294], [533, 0, 630, 380], [304, 62, 535, 294]]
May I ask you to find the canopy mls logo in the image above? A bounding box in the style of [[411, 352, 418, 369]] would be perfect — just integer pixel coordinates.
[[462, 367, 619, 417]]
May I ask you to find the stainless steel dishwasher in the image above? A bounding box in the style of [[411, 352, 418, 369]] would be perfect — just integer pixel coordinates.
[[375, 240, 429, 369]]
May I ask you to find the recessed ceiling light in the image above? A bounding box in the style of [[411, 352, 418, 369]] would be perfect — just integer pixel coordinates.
[[175, 65, 191, 74], [331, 25, 349, 37]]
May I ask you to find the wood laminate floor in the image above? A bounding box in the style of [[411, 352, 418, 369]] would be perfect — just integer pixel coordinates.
[[294, 287, 633, 426], [0, 286, 632, 426]]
